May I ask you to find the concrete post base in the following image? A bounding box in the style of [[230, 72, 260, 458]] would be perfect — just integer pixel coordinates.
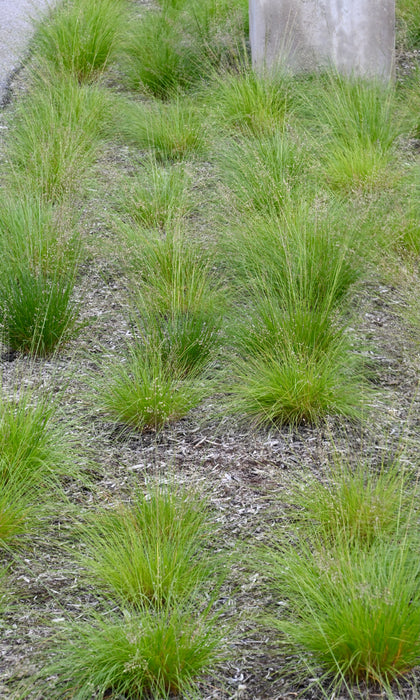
[[249, 0, 395, 81]]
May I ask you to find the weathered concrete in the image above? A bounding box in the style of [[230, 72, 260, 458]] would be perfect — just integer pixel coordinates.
[[0, 0, 53, 103], [249, 0, 395, 80]]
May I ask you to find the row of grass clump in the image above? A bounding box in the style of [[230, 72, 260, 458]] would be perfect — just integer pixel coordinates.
[[3, 0, 420, 426], [264, 451, 420, 696], [48, 483, 228, 698], [0, 0, 245, 696], [1, 0, 420, 696]]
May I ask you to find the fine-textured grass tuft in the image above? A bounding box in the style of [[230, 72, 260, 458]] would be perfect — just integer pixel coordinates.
[[117, 97, 205, 161], [136, 307, 222, 379], [120, 0, 247, 99], [122, 227, 223, 377], [304, 74, 399, 191], [49, 604, 226, 699], [117, 159, 192, 230], [394, 166, 420, 254], [263, 449, 420, 692], [207, 68, 289, 136], [32, 0, 128, 81], [323, 141, 395, 193], [0, 269, 80, 356], [222, 208, 361, 316], [0, 194, 80, 275], [80, 485, 218, 607], [224, 205, 366, 425], [291, 456, 413, 546], [308, 74, 398, 151], [121, 11, 206, 99], [96, 344, 204, 432], [0, 390, 73, 546], [266, 535, 420, 690], [0, 195, 82, 356], [397, 0, 420, 48], [123, 229, 218, 314], [231, 340, 364, 426], [6, 72, 109, 200], [217, 134, 305, 215]]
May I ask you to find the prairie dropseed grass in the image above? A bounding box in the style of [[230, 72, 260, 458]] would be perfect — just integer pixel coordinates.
[[266, 534, 420, 691], [207, 68, 289, 136], [0, 195, 82, 356], [0, 193, 80, 275], [323, 140, 395, 193], [80, 485, 218, 607], [222, 207, 361, 313], [122, 228, 223, 377], [121, 0, 247, 99], [291, 456, 414, 547], [263, 442, 420, 693], [0, 268, 80, 356], [117, 97, 205, 161], [49, 604, 227, 699], [217, 133, 305, 216], [121, 10, 206, 99], [304, 74, 399, 192], [309, 74, 398, 151], [6, 72, 109, 201], [0, 389, 74, 546], [224, 205, 366, 425], [32, 0, 128, 81], [117, 159, 192, 230], [397, 0, 420, 49], [123, 228, 217, 315], [96, 344, 205, 432], [230, 337, 364, 426]]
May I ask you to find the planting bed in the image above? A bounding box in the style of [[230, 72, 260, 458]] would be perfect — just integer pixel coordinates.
[[0, 0, 420, 698]]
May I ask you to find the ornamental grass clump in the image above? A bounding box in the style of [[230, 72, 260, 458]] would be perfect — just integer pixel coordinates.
[[222, 207, 361, 315], [206, 68, 290, 136], [307, 74, 399, 191], [264, 448, 420, 693], [49, 604, 226, 699], [397, 0, 420, 49], [0, 390, 74, 546], [0, 268, 81, 356], [80, 485, 219, 607], [121, 227, 223, 378], [0, 195, 82, 356], [118, 159, 192, 230], [121, 0, 247, 99], [121, 11, 206, 99], [116, 97, 205, 161], [47, 483, 228, 698], [291, 456, 414, 547], [266, 533, 420, 692], [231, 338, 364, 426], [226, 207, 366, 425], [6, 72, 109, 201], [217, 133, 305, 215], [0, 194, 79, 275], [394, 165, 420, 255], [32, 0, 128, 82], [96, 344, 205, 432], [124, 229, 217, 315]]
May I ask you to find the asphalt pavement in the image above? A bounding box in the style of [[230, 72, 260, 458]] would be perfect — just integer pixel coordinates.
[[0, 0, 52, 103]]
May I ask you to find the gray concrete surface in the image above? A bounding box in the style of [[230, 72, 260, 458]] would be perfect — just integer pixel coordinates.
[[0, 0, 52, 103], [249, 0, 395, 80]]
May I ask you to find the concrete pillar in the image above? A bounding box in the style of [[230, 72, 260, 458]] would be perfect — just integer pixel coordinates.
[[249, 0, 395, 81]]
